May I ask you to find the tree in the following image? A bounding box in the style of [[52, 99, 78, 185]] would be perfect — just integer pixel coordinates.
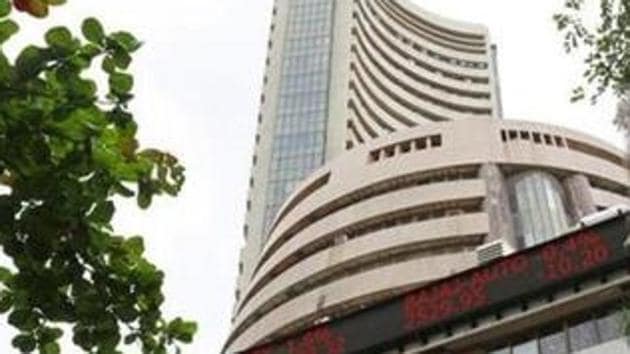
[[0, 0, 197, 353], [554, 0, 630, 134]]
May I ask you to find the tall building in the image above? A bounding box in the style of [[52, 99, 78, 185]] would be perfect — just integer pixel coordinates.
[[226, 1, 629, 353], [238, 0, 501, 313]]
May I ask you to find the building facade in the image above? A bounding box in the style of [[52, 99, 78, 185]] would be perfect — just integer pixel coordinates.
[[227, 0, 629, 353], [237, 0, 502, 321], [240, 212, 630, 354]]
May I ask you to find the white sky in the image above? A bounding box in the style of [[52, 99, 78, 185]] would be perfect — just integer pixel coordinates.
[[0, 0, 625, 353]]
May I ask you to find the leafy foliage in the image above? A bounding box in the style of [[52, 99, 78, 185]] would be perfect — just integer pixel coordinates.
[[0, 2, 197, 353], [554, 0, 630, 132]]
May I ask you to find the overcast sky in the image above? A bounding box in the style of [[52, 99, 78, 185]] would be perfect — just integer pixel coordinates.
[[0, 0, 625, 353]]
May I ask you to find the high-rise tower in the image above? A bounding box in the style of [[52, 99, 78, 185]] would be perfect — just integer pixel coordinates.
[[227, 1, 629, 353], [237, 0, 501, 314]]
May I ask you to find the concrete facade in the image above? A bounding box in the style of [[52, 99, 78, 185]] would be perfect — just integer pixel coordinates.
[[225, 119, 629, 352], [235, 0, 502, 319]]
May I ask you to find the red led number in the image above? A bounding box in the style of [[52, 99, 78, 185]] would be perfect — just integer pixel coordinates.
[[542, 231, 610, 280]]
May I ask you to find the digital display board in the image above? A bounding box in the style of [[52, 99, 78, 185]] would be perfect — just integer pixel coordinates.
[[241, 214, 629, 354]]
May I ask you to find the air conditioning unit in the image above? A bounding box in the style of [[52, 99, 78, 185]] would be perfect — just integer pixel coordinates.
[[476, 240, 515, 265]]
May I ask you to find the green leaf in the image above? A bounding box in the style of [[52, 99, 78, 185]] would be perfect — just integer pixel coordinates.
[[40, 342, 60, 354], [0, 266, 11, 283], [82, 17, 105, 44], [113, 48, 132, 69], [109, 31, 141, 52], [109, 72, 134, 94], [39, 327, 63, 344], [89, 230, 111, 253], [123, 236, 144, 257], [0, 0, 11, 17], [49, 107, 107, 141], [167, 318, 197, 344], [9, 309, 39, 331], [102, 56, 115, 74], [44, 26, 73, 49], [137, 180, 153, 209], [0, 50, 10, 81], [0, 19, 19, 44], [89, 201, 115, 224], [0, 290, 13, 314], [15, 45, 50, 78], [12, 334, 36, 353]]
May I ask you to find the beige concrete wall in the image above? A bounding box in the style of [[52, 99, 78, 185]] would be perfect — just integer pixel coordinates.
[[230, 252, 478, 352], [235, 0, 502, 313]]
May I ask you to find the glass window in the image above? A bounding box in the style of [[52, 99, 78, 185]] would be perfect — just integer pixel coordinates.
[[513, 339, 539, 354], [539, 330, 568, 354], [263, 0, 334, 237], [569, 319, 599, 351], [597, 310, 623, 343], [509, 171, 570, 248]]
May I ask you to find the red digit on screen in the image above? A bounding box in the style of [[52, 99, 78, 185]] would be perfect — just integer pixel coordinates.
[[542, 245, 560, 280]]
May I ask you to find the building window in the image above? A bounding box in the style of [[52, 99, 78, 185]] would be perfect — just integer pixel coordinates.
[[430, 135, 442, 148], [539, 329, 568, 354], [509, 171, 571, 248], [263, 0, 335, 236], [400, 141, 411, 153], [512, 339, 539, 354], [369, 150, 380, 162], [569, 319, 599, 351], [488, 307, 625, 354], [554, 136, 565, 147], [415, 138, 427, 150], [597, 310, 622, 342]]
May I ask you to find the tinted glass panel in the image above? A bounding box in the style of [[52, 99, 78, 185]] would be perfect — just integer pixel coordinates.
[[513, 339, 539, 354], [597, 310, 623, 343], [569, 319, 599, 351], [540, 330, 568, 354], [263, 0, 335, 237], [509, 172, 570, 248]]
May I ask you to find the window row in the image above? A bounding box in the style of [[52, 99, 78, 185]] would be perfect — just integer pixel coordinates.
[[351, 42, 492, 117], [364, 1, 487, 69], [352, 22, 491, 101], [369, 134, 443, 163], [500, 130, 626, 168], [489, 307, 625, 354], [353, 3, 489, 86], [500, 129, 566, 147]]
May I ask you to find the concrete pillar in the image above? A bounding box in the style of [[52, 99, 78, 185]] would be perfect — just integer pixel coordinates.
[[563, 174, 597, 220], [480, 164, 516, 248]]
